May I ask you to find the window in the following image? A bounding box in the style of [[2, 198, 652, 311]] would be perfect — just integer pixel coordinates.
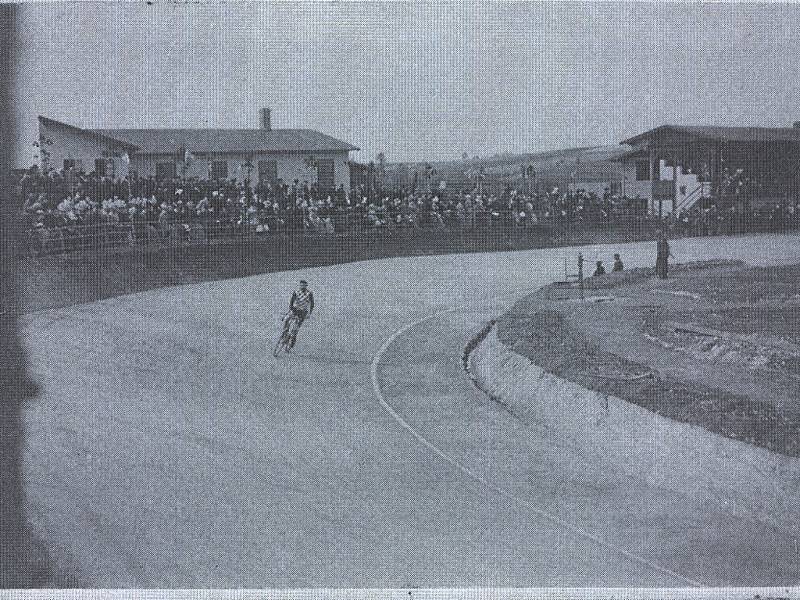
[[94, 158, 107, 176], [635, 160, 650, 181], [63, 159, 83, 175], [211, 160, 228, 180], [316, 158, 335, 192], [156, 162, 176, 180], [258, 160, 278, 185]]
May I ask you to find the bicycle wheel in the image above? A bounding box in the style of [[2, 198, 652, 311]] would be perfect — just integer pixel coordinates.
[[273, 333, 287, 357]]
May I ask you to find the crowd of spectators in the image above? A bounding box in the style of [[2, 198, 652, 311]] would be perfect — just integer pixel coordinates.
[[16, 166, 636, 233], [18, 167, 349, 235], [670, 198, 800, 236], [12, 165, 800, 254]]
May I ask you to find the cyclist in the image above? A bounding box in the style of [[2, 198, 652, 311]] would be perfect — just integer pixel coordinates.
[[282, 279, 314, 350]]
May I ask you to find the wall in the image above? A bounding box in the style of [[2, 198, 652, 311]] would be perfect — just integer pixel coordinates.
[[38, 119, 130, 178], [132, 154, 219, 181], [660, 161, 701, 209], [621, 160, 652, 203], [271, 152, 321, 188], [131, 151, 350, 191]]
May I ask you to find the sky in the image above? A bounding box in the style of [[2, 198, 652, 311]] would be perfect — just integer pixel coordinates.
[[11, 1, 800, 166]]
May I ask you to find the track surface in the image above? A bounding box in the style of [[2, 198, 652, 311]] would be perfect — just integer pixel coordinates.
[[20, 234, 800, 587]]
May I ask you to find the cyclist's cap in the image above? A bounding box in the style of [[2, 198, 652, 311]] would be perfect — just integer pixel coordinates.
[[299, 280, 308, 285]]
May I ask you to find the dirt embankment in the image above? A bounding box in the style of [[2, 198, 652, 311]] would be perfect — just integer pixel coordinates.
[[469, 326, 800, 535], [496, 261, 800, 457]]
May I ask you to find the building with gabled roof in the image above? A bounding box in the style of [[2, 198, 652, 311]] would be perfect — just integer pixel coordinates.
[[37, 109, 359, 192]]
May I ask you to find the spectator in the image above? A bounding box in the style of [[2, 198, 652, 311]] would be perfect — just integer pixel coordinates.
[[612, 253, 624, 272], [656, 232, 672, 279], [593, 261, 606, 276]]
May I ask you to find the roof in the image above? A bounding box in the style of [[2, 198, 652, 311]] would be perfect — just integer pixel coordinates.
[[612, 148, 649, 162], [38, 116, 140, 151], [621, 125, 800, 146], [92, 127, 359, 155], [39, 116, 358, 155]]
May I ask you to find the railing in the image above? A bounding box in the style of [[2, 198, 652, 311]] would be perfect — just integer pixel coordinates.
[[23, 215, 355, 256], [20, 202, 800, 258], [20, 211, 659, 257], [674, 183, 708, 214]]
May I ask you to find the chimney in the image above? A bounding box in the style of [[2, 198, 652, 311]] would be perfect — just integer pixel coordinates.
[[260, 108, 271, 131]]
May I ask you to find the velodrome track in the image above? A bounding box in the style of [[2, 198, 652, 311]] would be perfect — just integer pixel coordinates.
[[19, 233, 800, 587]]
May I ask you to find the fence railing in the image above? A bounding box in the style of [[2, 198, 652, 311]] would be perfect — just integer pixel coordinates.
[[23, 218, 335, 256], [20, 211, 657, 256], [19, 206, 800, 258]]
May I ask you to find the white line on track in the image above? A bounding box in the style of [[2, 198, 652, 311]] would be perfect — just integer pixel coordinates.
[[369, 300, 703, 588]]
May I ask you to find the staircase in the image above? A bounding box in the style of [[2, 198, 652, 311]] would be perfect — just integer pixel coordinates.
[[675, 182, 711, 214]]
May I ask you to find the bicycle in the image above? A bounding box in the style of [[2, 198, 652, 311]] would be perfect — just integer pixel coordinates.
[[273, 312, 301, 357]]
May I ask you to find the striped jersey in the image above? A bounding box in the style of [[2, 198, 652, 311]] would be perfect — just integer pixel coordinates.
[[290, 289, 314, 313]]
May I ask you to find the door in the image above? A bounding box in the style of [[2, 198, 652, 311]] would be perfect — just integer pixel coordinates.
[[258, 160, 278, 186], [210, 160, 228, 181], [317, 159, 335, 193], [156, 162, 177, 180]]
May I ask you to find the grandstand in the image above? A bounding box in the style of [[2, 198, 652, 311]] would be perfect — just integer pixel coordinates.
[[620, 124, 800, 216]]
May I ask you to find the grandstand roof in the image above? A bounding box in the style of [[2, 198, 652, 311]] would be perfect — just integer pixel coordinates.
[[621, 125, 800, 146], [613, 148, 649, 161]]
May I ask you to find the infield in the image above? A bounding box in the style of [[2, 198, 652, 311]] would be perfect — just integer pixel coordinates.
[[497, 261, 800, 457]]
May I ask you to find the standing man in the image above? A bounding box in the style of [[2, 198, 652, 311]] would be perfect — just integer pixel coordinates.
[[656, 232, 673, 279]]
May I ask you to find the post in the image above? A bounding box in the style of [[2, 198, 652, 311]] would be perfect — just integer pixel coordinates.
[[577, 252, 584, 301], [650, 147, 659, 218], [672, 151, 678, 215]]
